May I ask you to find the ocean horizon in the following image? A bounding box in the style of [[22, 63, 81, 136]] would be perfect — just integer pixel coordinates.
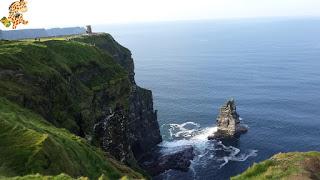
[[95, 18, 320, 179]]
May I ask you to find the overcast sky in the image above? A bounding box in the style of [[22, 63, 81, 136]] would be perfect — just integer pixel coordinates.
[[1, 0, 320, 29]]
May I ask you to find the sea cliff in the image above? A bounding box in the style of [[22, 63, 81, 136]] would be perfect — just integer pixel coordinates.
[[0, 33, 161, 179]]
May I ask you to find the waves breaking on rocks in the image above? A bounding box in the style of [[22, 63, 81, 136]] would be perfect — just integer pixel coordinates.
[[158, 122, 257, 179]]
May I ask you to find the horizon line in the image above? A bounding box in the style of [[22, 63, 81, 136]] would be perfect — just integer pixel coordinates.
[[3, 15, 320, 30]]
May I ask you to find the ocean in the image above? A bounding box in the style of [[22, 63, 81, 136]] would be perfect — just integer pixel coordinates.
[[95, 18, 320, 180]]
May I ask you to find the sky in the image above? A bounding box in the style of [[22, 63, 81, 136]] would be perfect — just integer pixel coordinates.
[[1, 0, 320, 29]]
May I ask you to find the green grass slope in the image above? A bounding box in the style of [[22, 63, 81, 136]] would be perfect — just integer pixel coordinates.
[[232, 152, 320, 180], [0, 173, 85, 180], [0, 97, 143, 179], [71, 34, 134, 74], [0, 39, 129, 135]]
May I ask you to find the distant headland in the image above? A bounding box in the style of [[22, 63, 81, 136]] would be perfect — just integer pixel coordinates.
[[0, 26, 89, 40]]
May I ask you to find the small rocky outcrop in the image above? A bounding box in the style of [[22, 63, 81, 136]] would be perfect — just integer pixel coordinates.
[[208, 99, 247, 140], [139, 145, 195, 176]]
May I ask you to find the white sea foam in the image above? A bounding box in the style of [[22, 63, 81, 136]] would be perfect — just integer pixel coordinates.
[[160, 121, 257, 170], [160, 123, 217, 154], [219, 149, 258, 168], [162, 122, 201, 140]]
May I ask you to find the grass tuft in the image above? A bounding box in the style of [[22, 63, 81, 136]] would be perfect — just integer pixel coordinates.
[[232, 152, 320, 180]]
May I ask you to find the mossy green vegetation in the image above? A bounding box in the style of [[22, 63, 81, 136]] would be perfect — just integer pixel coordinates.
[[0, 36, 144, 179], [232, 152, 320, 180], [0, 38, 129, 135], [0, 173, 86, 180], [0, 98, 143, 179], [71, 34, 130, 55], [0, 173, 131, 180], [71, 34, 134, 73]]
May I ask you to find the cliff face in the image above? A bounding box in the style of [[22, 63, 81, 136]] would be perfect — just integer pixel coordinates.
[[73, 34, 162, 163], [128, 86, 162, 157], [0, 33, 161, 178]]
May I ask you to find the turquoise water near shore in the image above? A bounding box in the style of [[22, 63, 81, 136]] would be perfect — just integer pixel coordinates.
[[97, 18, 320, 179]]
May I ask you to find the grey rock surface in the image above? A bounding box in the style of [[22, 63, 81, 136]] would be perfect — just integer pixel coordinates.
[[208, 99, 248, 140], [88, 34, 162, 165]]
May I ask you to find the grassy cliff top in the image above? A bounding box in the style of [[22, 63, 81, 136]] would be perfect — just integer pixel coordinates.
[[70, 33, 134, 74], [0, 38, 127, 86], [232, 152, 320, 180]]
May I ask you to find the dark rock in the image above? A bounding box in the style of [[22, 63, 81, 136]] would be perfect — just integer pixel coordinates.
[[139, 145, 195, 176], [208, 98, 248, 140], [94, 84, 162, 165], [94, 105, 133, 163], [128, 85, 162, 159], [87, 34, 162, 161]]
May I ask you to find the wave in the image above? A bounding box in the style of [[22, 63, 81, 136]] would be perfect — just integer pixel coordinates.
[[160, 121, 257, 171], [160, 122, 217, 154]]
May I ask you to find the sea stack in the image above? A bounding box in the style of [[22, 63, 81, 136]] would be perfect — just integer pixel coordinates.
[[208, 98, 248, 140]]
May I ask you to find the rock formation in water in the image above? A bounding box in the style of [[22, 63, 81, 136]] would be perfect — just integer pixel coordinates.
[[208, 98, 248, 140]]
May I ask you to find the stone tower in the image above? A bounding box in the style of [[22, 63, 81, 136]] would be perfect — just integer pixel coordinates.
[[86, 25, 92, 34]]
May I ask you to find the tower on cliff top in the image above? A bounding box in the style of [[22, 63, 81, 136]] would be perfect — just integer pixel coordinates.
[[86, 25, 92, 34]]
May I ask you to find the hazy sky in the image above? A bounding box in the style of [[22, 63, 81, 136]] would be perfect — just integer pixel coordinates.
[[1, 0, 320, 28]]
